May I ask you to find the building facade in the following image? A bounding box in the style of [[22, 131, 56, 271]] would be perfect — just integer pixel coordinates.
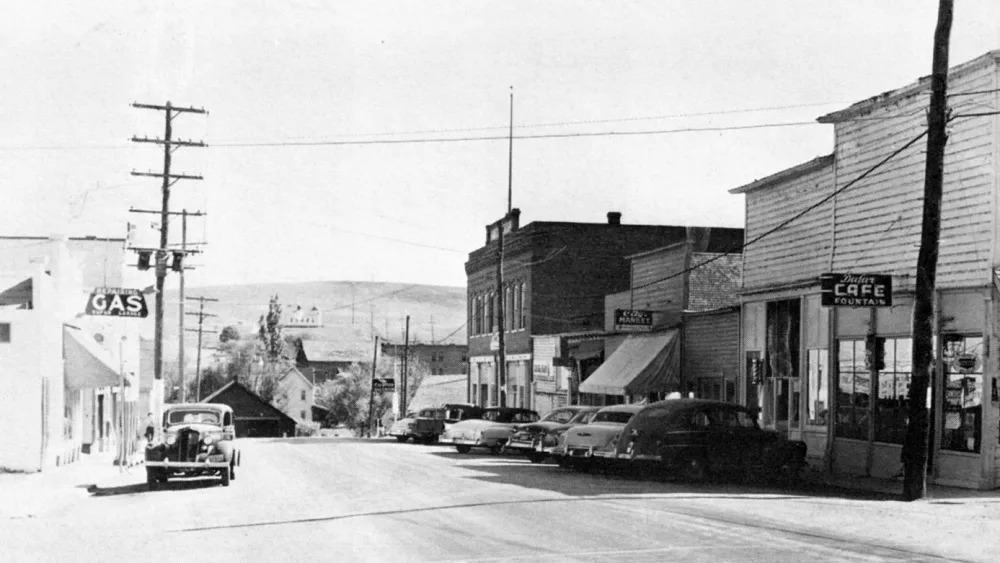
[[730, 50, 1000, 489], [465, 208, 743, 412], [381, 342, 468, 376]]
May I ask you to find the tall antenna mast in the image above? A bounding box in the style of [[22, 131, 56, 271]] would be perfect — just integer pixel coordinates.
[[507, 86, 514, 214]]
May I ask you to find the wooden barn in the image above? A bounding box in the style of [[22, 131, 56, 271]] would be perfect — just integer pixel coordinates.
[[203, 380, 298, 438]]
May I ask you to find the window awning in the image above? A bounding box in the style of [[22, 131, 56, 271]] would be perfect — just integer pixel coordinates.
[[64, 326, 120, 389], [578, 330, 679, 396]]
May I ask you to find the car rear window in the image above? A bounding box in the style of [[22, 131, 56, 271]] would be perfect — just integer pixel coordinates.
[[592, 411, 634, 424]]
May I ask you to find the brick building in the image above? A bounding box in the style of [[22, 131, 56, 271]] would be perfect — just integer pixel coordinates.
[[465, 209, 743, 411], [380, 342, 468, 375]]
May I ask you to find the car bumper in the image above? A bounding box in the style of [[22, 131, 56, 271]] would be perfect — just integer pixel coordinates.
[[146, 460, 229, 469]]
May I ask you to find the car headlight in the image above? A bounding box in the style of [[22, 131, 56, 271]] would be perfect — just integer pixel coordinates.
[[203, 434, 215, 445], [165, 434, 177, 446]]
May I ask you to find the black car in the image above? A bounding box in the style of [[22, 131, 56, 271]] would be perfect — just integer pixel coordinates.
[[613, 399, 807, 482], [145, 404, 241, 490]]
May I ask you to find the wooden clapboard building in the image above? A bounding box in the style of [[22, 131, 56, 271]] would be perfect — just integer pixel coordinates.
[[730, 50, 1000, 489]]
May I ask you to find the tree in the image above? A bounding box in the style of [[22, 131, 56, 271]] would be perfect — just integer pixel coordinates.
[[219, 325, 241, 343], [259, 294, 283, 361]]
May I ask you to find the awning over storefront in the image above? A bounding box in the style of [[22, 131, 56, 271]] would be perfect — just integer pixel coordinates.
[[578, 330, 679, 396], [567, 338, 605, 361], [64, 326, 120, 389]]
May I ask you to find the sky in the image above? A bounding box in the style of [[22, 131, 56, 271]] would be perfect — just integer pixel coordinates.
[[2, 1, 999, 292]]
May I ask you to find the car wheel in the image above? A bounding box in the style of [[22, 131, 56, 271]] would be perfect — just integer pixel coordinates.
[[221, 467, 231, 487], [456, 445, 471, 454], [778, 461, 804, 484], [395, 436, 409, 443], [555, 457, 569, 469], [146, 468, 158, 491], [489, 446, 502, 455], [681, 456, 708, 482], [527, 452, 546, 464]]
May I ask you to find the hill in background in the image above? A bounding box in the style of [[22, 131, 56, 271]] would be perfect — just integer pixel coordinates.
[[152, 281, 467, 367]]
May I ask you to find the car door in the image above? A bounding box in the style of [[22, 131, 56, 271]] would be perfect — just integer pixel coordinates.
[[716, 407, 752, 476]]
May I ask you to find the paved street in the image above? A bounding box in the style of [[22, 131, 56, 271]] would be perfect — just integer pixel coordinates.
[[3, 438, 999, 563]]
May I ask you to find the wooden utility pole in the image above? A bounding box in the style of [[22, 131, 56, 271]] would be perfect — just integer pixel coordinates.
[[186, 296, 219, 401], [903, 0, 953, 502], [401, 316, 410, 416], [367, 336, 379, 438], [128, 207, 205, 403], [130, 102, 206, 400], [495, 221, 506, 407]]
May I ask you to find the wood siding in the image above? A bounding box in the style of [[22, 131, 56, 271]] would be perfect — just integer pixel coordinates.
[[683, 310, 739, 398], [604, 244, 688, 331], [831, 61, 998, 290], [742, 165, 834, 290]]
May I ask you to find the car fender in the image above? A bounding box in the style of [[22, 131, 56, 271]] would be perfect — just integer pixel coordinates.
[[215, 441, 236, 462]]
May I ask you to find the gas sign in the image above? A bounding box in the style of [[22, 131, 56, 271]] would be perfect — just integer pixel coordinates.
[[85, 287, 149, 318]]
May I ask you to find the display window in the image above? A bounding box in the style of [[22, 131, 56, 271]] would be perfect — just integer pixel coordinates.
[[835, 337, 912, 444], [941, 334, 983, 453]]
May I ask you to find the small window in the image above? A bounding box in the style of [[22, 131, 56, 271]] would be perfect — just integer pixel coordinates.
[[0, 323, 9, 343], [301, 390, 307, 401], [300, 410, 306, 419], [223, 412, 232, 426]]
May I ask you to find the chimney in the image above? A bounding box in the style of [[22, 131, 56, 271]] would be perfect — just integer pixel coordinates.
[[607, 211, 622, 225]]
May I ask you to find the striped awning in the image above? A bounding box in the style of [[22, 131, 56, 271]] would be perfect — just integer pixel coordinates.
[[578, 330, 679, 397], [64, 326, 120, 389]]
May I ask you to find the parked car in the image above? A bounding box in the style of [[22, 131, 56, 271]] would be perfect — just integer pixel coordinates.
[[145, 403, 241, 490], [505, 406, 600, 463], [613, 399, 807, 482], [439, 407, 539, 454], [389, 409, 439, 443], [441, 403, 484, 432], [553, 404, 644, 471]]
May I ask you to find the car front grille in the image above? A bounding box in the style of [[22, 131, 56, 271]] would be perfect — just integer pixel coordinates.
[[175, 428, 201, 462]]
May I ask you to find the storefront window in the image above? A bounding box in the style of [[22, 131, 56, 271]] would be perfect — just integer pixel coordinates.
[[806, 349, 828, 426], [941, 334, 983, 453], [836, 337, 912, 444]]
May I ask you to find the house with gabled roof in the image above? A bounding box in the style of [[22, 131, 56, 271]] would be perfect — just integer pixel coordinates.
[[203, 379, 297, 438]]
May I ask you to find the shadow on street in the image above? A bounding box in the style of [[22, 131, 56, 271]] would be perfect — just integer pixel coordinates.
[[84, 477, 222, 497], [426, 449, 899, 502]]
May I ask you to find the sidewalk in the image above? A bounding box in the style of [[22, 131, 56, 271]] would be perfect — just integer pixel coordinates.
[[0, 452, 146, 519], [802, 466, 1000, 503]]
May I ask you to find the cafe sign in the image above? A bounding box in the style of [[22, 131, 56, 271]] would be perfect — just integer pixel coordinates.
[[614, 309, 653, 332], [820, 273, 892, 307]]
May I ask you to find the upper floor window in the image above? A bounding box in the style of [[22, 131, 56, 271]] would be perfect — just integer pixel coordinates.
[[301, 390, 307, 401], [0, 323, 9, 343]]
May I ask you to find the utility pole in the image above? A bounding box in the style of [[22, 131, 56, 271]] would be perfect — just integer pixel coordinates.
[[186, 296, 219, 402], [493, 89, 514, 408], [903, 0, 953, 502], [430, 315, 435, 343], [370, 305, 375, 340], [130, 101, 206, 419], [129, 207, 205, 403], [367, 336, 379, 438], [401, 316, 410, 416]]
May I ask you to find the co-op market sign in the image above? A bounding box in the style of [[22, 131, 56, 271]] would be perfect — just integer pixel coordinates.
[[820, 273, 892, 307], [84, 287, 149, 318]]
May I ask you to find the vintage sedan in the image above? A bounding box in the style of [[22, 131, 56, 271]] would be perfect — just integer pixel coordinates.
[[439, 407, 539, 454], [553, 404, 643, 471], [505, 406, 600, 463], [145, 403, 240, 490], [613, 399, 807, 482]]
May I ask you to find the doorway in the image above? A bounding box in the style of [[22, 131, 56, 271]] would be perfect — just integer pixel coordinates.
[[764, 299, 801, 434]]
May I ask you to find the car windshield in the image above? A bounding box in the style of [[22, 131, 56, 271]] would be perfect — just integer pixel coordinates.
[[592, 411, 634, 424], [568, 411, 595, 424], [540, 409, 575, 424], [166, 410, 221, 425], [419, 409, 445, 419]]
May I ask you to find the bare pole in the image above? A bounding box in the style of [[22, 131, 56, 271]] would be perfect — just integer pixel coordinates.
[[367, 336, 379, 438], [903, 0, 953, 502], [496, 221, 506, 407]]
